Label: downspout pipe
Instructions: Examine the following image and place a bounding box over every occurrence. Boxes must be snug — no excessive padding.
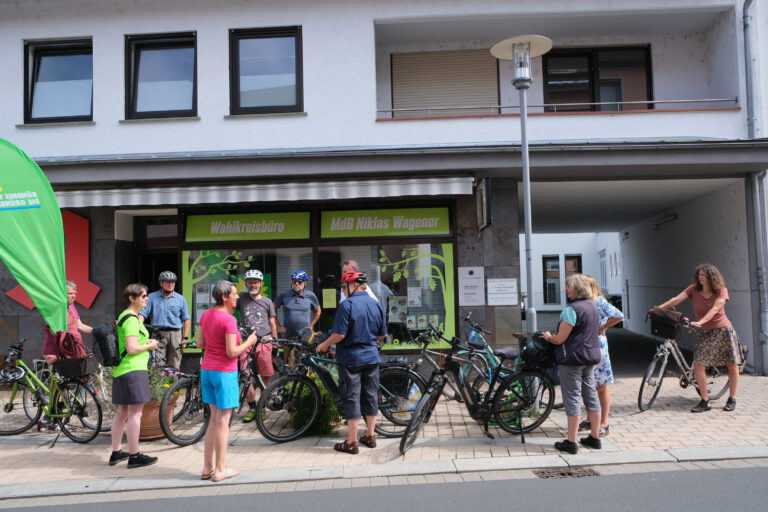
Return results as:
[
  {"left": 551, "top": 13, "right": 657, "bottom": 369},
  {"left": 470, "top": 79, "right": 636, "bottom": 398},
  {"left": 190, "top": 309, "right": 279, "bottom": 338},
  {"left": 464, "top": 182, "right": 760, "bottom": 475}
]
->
[{"left": 743, "top": 0, "right": 768, "bottom": 375}]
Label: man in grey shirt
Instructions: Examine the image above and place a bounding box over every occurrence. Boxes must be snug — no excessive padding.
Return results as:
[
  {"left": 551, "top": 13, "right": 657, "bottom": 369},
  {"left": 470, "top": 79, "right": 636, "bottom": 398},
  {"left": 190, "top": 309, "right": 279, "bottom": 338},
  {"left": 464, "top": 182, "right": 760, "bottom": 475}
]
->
[{"left": 274, "top": 270, "right": 321, "bottom": 338}]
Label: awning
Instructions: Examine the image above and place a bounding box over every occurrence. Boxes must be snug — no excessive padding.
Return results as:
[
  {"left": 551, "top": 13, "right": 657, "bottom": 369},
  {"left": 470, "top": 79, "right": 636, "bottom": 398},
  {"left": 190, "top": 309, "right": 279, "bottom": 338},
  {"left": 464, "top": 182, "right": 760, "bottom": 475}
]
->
[{"left": 55, "top": 177, "right": 474, "bottom": 208}]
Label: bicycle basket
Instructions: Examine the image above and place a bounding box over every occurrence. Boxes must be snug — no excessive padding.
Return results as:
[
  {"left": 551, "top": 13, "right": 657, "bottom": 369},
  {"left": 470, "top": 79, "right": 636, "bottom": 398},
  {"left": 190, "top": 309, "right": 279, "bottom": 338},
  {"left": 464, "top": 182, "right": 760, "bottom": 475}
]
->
[
  {"left": 647, "top": 307, "right": 683, "bottom": 339},
  {"left": 521, "top": 333, "right": 556, "bottom": 369},
  {"left": 53, "top": 354, "right": 98, "bottom": 377}
]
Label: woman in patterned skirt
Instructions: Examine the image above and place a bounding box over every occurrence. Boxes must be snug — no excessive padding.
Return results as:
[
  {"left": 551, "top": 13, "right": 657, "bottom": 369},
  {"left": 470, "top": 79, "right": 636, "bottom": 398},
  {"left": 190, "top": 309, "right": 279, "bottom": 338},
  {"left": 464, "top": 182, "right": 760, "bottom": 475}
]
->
[
  {"left": 655, "top": 263, "right": 741, "bottom": 413},
  {"left": 579, "top": 276, "right": 623, "bottom": 437}
]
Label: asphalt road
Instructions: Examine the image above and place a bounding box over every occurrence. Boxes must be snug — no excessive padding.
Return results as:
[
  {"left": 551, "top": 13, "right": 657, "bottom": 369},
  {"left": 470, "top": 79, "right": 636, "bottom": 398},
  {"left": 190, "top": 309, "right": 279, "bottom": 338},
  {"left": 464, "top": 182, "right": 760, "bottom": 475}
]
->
[{"left": 10, "top": 466, "right": 768, "bottom": 512}]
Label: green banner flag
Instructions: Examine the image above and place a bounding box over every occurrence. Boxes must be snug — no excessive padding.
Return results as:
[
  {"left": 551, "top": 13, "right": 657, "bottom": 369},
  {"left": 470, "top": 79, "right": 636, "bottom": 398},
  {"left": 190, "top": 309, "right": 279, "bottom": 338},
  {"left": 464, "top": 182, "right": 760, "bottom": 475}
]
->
[{"left": 0, "top": 139, "right": 67, "bottom": 332}]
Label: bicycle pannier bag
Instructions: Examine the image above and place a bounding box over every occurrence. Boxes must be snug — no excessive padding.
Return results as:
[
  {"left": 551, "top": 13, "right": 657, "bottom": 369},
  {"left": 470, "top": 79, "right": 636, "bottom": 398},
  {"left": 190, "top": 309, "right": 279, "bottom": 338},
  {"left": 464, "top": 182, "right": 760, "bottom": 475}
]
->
[
  {"left": 521, "top": 332, "right": 556, "bottom": 369},
  {"left": 647, "top": 307, "right": 683, "bottom": 339},
  {"left": 93, "top": 314, "right": 138, "bottom": 367},
  {"left": 53, "top": 353, "right": 98, "bottom": 377}
]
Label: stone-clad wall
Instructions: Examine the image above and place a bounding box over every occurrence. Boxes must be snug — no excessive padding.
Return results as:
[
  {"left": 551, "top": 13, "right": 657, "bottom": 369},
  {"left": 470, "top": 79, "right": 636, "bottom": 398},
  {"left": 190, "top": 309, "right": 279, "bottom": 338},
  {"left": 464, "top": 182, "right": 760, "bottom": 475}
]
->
[
  {"left": 0, "top": 207, "right": 118, "bottom": 359},
  {"left": 456, "top": 178, "right": 521, "bottom": 346}
]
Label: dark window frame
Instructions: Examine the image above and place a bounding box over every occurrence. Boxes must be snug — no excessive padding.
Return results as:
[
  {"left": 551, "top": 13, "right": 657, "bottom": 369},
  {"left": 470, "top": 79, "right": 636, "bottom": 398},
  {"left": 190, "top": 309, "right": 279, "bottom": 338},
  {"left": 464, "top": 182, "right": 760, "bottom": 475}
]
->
[
  {"left": 542, "top": 46, "right": 653, "bottom": 112},
  {"left": 125, "top": 32, "right": 197, "bottom": 119},
  {"left": 228, "top": 26, "right": 303, "bottom": 115},
  {"left": 24, "top": 39, "right": 93, "bottom": 124}
]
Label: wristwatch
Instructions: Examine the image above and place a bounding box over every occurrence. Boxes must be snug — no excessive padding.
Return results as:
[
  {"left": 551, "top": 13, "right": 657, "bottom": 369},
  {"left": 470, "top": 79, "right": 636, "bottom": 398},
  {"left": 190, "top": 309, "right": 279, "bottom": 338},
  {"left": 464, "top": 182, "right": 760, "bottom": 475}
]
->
[{"left": 182, "top": 336, "right": 189, "bottom": 340}]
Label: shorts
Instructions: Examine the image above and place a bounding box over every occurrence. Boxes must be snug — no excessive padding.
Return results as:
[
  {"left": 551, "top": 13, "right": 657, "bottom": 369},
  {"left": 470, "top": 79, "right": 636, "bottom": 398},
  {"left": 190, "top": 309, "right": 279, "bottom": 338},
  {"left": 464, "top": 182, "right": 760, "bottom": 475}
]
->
[
  {"left": 201, "top": 369, "right": 239, "bottom": 409},
  {"left": 559, "top": 364, "right": 600, "bottom": 417},
  {"left": 112, "top": 370, "right": 150, "bottom": 405},
  {"left": 338, "top": 364, "right": 379, "bottom": 420},
  {"left": 255, "top": 342, "right": 274, "bottom": 377}
]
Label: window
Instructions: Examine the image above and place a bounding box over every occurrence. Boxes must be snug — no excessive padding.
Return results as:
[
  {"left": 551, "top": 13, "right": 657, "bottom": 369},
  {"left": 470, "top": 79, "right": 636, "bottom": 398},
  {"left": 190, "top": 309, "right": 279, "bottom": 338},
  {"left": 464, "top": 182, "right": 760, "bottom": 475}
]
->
[
  {"left": 542, "top": 256, "right": 560, "bottom": 305},
  {"left": 229, "top": 26, "right": 303, "bottom": 115},
  {"left": 391, "top": 50, "right": 499, "bottom": 118},
  {"left": 25, "top": 39, "right": 92, "bottom": 123},
  {"left": 125, "top": 32, "right": 196, "bottom": 119},
  {"left": 543, "top": 47, "right": 651, "bottom": 112}
]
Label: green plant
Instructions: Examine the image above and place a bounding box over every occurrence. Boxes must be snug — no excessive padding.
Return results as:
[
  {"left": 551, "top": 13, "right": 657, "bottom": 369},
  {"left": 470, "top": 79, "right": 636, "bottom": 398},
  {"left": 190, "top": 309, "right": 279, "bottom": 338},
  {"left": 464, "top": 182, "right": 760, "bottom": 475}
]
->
[
  {"left": 292, "top": 378, "right": 341, "bottom": 435},
  {"left": 147, "top": 364, "right": 176, "bottom": 402}
]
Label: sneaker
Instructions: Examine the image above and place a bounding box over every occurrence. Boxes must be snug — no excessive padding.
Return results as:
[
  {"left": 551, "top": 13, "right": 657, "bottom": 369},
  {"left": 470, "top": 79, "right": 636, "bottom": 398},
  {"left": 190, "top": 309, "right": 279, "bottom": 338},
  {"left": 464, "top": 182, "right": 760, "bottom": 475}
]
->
[
  {"left": 127, "top": 453, "right": 158, "bottom": 469},
  {"left": 723, "top": 397, "right": 736, "bottom": 412},
  {"left": 598, "top": 425, "right": 610, "bottom": 437},
  {"left": 691, "top": 399, "right": 711, "bottom": 413},
  {"left": 580, "top": 434, "right": 602, "bottom": 450},
  {"left": 108, "top": 450, "right": 130, "bottom": 466},
  {"left": 243, "top": 409, "right": 257, "bottom": 423},
  {"left": 554, "top": 439, "right": 578, "bottom": 454},
  {"left": 578, "top": 420, "right": 591, "bottom": 432}
]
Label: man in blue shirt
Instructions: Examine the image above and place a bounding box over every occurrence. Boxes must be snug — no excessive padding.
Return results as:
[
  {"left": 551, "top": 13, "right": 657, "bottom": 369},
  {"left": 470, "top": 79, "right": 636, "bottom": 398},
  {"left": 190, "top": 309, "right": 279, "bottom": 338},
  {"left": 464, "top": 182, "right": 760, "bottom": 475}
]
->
[
  {"left": 274, "top": 270, "right": 321, "bottom": 338},
  {"left": 139, "top": 271, "right": 191, "bottom": 370},
  {"left": 317, "top": 270, "right": 386, "bottom": 454}
]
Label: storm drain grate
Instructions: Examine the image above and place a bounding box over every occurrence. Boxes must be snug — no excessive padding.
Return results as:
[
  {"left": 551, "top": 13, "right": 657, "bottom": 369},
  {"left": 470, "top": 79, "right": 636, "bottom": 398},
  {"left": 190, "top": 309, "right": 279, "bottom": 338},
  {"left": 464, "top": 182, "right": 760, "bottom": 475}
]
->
[{"left": 533, "top": 467, "right": 600, "bottom": 479}]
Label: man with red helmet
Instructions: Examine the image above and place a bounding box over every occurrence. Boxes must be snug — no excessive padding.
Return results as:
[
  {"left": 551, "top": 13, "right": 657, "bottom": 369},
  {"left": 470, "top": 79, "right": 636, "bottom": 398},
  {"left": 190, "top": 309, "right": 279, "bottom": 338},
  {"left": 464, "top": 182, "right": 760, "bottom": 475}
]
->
[{"left": 316, "top": 270, "right": 387, "bottom": 454}]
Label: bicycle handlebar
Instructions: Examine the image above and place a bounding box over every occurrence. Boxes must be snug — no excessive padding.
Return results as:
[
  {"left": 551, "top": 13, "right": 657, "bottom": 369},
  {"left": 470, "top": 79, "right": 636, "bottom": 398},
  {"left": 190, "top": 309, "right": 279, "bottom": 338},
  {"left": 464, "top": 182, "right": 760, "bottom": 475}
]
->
[{"left": 463, "top": 312, "right": 492, "bottom": 335}]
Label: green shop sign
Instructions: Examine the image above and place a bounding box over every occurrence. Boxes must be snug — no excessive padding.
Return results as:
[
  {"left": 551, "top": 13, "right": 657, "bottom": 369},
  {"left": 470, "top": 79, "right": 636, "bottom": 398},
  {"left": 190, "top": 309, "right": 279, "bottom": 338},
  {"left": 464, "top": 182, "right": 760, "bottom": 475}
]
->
[
  {"left": 321, "top": 207, "right": 450, "bottom": 238},
  {"left": 186, "top": 212, "right": 310, "bottom": 242}
]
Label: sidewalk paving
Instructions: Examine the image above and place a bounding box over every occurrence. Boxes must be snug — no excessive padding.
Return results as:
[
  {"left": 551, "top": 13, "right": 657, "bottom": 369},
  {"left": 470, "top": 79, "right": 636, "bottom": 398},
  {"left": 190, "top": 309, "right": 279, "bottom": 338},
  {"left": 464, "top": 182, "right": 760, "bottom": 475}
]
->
[{"left": 1, "top": 375, "right": 766, "bottom": 500}]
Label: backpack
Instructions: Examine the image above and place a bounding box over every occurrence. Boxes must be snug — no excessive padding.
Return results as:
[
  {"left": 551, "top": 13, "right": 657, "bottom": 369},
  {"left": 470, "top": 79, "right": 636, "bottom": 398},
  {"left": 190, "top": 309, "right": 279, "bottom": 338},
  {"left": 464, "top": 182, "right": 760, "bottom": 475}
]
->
[
  {"left": 54, "top": 331, "right": 87, "bottom": 360},
  {"left": 93, "top": 313, "right": 138, "bottom": 367}
]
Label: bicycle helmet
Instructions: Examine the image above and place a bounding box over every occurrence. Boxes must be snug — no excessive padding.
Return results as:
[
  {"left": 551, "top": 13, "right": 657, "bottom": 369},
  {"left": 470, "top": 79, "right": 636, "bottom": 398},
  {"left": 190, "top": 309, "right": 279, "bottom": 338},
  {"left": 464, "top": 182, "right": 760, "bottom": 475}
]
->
[
  {"left": 158, "top": 271, "right": 177, "bottom": 282},
  {"left": 244, "top": 269, "right": 264, "bottom": 281},
  {"left": 290, "top": 270, "right": 309, "bottom": 281},
  {"left": 341, "top": 270, "right": 367, "bottom": 283}
]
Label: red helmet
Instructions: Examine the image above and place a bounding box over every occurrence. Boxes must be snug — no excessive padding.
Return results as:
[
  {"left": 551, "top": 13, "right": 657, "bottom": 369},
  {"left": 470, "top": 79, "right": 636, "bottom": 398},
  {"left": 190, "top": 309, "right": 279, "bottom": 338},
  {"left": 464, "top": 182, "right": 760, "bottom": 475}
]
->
[{"left": 341, "top": 270, "right": 367, "bottom": 283}]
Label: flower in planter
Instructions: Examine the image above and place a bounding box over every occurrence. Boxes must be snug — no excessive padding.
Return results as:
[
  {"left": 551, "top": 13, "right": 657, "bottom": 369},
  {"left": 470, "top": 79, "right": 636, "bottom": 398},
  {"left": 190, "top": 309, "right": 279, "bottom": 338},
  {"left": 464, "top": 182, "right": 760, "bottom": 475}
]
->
[{"left": 147, "top": 364, "right": 179, "bottom": 402}]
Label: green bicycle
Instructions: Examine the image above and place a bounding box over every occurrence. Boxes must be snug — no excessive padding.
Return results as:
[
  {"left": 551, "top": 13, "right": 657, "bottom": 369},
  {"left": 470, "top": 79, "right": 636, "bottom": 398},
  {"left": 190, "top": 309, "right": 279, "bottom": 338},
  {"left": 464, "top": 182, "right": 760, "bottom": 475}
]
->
[{"left": 0, "top": 338, "right": 103, "bottom": 443}]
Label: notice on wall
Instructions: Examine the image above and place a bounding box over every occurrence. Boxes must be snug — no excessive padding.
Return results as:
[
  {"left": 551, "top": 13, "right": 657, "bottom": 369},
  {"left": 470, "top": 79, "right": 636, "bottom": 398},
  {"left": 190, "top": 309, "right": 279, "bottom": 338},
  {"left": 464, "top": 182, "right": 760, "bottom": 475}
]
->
[
  {"left": 322, "top": 289, "right": 337, "bottom": 309},
  {"left": 487, "top": 278, "right": 518, "bottom": 306},
  {"left": 458, "top": 266, "right": 485, "bottom": 306},
  {"left": 407, "top": 287, "right": 422, "bottom": 307}
]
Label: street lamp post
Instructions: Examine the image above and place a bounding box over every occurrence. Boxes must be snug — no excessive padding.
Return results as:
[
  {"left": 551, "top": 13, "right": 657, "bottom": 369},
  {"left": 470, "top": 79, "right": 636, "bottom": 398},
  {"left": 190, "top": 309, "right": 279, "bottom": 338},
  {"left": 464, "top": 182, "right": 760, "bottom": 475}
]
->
[{"left": 490, "top": 35, "right": 552, "bottom": 334}]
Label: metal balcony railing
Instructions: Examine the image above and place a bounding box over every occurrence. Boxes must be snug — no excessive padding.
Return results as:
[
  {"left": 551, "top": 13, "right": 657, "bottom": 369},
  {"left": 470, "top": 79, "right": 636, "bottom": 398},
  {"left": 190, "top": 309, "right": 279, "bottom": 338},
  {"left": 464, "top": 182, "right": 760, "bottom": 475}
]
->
[{"left": 377, "top": 97, "right": 739, "bottom": 117}]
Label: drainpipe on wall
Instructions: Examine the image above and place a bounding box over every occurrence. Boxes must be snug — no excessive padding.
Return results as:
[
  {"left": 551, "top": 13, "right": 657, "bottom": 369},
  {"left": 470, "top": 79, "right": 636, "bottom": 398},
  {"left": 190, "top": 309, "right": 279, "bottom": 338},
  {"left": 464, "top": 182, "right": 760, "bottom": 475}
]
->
[{"left": 743, "top": 0, "right": 768, "bottom": 375}]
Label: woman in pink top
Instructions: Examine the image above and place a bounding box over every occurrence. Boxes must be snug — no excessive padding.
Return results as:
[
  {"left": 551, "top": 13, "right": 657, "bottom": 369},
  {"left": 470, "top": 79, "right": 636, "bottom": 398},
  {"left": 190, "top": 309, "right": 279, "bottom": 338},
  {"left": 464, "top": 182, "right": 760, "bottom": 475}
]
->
[
  {"left": 656, "top": 263, "right": 741, "bottom": 413},
  {"left": 197, "top": 280, "right": 257, "bottom": 483}
]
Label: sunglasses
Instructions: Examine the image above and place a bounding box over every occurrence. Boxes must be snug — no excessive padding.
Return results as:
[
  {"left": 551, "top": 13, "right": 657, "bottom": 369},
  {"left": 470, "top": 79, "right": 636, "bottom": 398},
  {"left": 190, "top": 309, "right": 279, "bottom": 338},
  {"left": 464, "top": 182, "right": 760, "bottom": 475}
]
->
[
  {"left": 292, "top": 280, "right": 305, "bottom": 284},
  {"left": 139, "top": 294, "right": 148, "bottom": 298}
]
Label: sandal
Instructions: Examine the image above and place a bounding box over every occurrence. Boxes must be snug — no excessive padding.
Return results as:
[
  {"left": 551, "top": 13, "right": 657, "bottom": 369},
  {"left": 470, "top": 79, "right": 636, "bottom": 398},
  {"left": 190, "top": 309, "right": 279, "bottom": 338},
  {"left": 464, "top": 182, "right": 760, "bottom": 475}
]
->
[
  {"left": 334, "top": 440, "right": 359, "bottom": 454},
  {"left": 211, "top": 468, "right": 240, "bottom": 482},
  {"left": 200, "top": 470, "right": 215, "bottom": 480},
  {"left": 359, "top": 434, "right": 377, "bottom": 448}
]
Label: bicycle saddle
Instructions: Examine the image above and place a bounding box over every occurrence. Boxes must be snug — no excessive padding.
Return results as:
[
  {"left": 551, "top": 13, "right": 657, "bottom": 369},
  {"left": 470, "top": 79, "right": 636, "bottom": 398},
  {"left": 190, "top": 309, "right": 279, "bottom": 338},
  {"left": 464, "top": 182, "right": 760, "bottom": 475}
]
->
[{"left": 492, "top": 346, "right": 519, "bottom": 361}]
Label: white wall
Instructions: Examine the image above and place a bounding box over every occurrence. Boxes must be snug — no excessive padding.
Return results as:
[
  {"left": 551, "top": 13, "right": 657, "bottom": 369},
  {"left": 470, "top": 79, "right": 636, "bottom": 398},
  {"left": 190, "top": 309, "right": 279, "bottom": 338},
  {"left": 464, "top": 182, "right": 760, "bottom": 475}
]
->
[
  {"left": 519, "top": 232, "right": 622, "bottom": 311},
  {"left": 0, "top": 0, "right": 749, "bottom": 160},
  {"left": 621, "top": 180, "right": 754, "bottom": 366}
]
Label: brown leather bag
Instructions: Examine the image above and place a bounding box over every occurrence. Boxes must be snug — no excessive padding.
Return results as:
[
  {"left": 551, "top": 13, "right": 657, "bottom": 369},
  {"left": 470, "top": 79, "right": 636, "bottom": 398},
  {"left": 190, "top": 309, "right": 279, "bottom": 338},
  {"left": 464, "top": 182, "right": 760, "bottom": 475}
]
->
[{"left": 646, "top": 307, "right": 683, "bottom": 339}]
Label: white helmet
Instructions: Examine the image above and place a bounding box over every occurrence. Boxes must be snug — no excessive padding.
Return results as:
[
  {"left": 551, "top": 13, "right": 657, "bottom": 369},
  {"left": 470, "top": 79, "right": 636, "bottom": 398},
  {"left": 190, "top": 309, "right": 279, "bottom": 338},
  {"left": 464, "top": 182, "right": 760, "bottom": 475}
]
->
[{"left": 244, "top": 269, "right": 264, "bottom": 281}]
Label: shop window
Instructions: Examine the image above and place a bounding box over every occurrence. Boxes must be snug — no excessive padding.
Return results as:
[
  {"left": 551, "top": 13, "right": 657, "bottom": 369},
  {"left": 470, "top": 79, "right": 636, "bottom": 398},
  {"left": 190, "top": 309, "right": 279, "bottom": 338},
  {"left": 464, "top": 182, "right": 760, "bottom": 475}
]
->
[
  {"left": 565, "top": 255, "right": 582, "bottom": 276},
  {"left": 542, "top": 256, "right": 560, "bottom": 305},
  {"left": 125, "top": 32, "right": 197, "bottom": 119},
  {"left": 25, "top": 39, "right": 92, "bottom": 123},
  {"left": 317, "top": 243, "right": 455, "bottom": 347},
  {"left": 543, "top": 47, "right": 651, "bottom": 112},
  {"left": 229, "top": 26, "right": 303, "bottom": 115}
]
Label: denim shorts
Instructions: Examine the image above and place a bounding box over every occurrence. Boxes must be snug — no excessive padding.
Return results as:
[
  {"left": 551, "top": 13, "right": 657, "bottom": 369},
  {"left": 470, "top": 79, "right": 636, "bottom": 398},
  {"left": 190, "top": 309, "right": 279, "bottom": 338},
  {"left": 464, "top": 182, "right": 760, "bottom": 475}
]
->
[{"left": 201, "top": 369, "right": 238, "bottom": 410}]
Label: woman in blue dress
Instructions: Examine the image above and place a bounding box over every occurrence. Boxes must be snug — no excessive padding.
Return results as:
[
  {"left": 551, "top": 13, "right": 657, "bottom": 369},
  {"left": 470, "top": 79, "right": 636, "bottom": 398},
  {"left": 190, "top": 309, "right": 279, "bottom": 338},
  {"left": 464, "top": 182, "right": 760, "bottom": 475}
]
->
[{"left": 579, "top": 276, "right": 624, "bottom": 437}]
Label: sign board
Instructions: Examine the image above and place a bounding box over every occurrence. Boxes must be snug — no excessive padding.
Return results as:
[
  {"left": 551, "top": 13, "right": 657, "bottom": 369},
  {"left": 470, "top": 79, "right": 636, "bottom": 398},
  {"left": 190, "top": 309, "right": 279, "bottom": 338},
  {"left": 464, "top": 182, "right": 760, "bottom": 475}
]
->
[
  {"left": 186, "top": 212, "right": 310, "bottom": 242},
  {"left": 487, "top": 278, "right": 518, "bottom": 306},
  {"left": 458, "top": 266, "right": 485, "bottom": 306},
  {"left": 321, "top": 207, "right": 450, "bottom": 238}
]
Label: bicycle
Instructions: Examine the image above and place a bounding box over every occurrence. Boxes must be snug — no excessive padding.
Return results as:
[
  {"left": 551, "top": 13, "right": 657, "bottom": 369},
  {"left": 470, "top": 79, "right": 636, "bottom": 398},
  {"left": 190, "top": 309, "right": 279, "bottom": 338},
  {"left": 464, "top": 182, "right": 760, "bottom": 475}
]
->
[
  {"left": 0, "top": 339, "right": 102, "bottom": 443},
  {"left": 254, "top": 336, "right": 427, "bottom": 443},
  {"left": 158, "top": 365, "right": 210, "bottom": 446},
  {"left": 399, "top": 325, "right": 555, "bottom": 455},
  {"left": 234, "top": 328, "right": 289, "bottom": 419},
  {"left": 637, "top": 319, "right": 747, "bottom": 411}
]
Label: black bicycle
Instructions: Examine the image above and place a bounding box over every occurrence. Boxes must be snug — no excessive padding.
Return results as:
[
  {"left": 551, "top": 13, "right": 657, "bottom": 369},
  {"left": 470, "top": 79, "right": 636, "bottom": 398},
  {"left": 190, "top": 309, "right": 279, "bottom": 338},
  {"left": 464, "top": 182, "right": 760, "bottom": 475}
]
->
[
  {"left": 400, "top": 325, "right": 555, "bottom": 454},
  {"left": 255, "top": 338, "right": 427, "bottom": 443}
]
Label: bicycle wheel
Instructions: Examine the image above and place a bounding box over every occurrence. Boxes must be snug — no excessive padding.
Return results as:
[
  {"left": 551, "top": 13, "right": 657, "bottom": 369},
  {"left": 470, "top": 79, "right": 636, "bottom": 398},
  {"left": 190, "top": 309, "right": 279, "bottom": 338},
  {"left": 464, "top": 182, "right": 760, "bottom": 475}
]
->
[
  {"left": 399, "top": 383, "right": 441, "bottom": 455},
  {"left": 696, "top": 365, "right": 730, "bottom": 401},
  {"left": 638, "top": 354, "right": 668, "bottom": 411},
  {"left": 375, "top": 366, "right": 427, "bottom": 438},
  {"left": 54, "top": 381, "right": 102, "bottom": 443},
  {"left": 160, "top": 376, "right": 210, "bottom": 446},
  {"left": 492, "top": 370, "right": 555, "bottom": 434},
  {"left": 92, "top": 367, "right": 115, "bottom": 432},
  {"left": 235, "top": 372, "right": 250, "bottom": 416},
  {"left": 0, "top": 381, "right": 41, "bottom": 435},
  {"left": 255, "top": 375, "right": 320, "bottom": 443}
]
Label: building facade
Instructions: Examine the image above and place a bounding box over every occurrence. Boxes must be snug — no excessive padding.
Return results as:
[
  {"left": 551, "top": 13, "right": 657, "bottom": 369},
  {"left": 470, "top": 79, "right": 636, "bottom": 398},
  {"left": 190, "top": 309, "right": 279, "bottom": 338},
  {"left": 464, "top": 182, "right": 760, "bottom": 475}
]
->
[{"left": 1, "top": 0, "right": 767, "bottom": 372}]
